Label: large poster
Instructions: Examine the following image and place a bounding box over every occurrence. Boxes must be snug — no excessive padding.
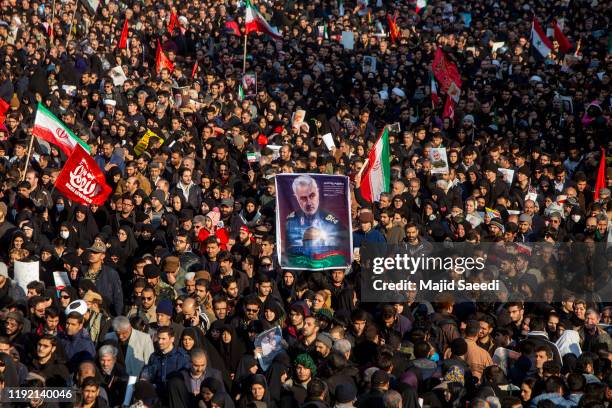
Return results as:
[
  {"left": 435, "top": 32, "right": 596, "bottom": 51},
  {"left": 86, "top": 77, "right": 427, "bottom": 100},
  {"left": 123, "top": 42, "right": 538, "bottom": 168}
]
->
[{"left": 275, "top": 174, "right": 352, "bottom": 270}]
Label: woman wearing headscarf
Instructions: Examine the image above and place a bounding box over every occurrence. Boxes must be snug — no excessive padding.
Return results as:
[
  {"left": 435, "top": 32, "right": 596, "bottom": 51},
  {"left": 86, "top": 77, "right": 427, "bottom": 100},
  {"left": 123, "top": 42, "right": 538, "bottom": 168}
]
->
[
  {"left": 180, "top": 327, "right": 206, "bottom": 352},
  {"left": 396, "top": 371, "right": 420, "bottom": 408},
  {"left": 238, "top": 198, "right": 262, "bottom": 229},
  {"left": 69, "top": 205, "right": 100, "bottom": 246},
  {"left": 159, "top": 212, "right": 179, "bottom": 247},
  {"left": 264, "top": 299, "right": 286, "bottom": 328},
  {"left": 199, "top": 377, "right": 235, "bottom": 408},
  {"left": 233, "top": 354, "right": 260, "bottom": 397},
  {"left": 89, "top": 203, "right": 111, "bottom": 231},
  {"left": 106, "top": 166, "right": 123, "bottom": 193},
  {"left": 58, "top": 221, "right": 79, "bottom": 248},
  {"left": 206, "top": 321, "right": 243, "bottom": 377},
  {"left": 238, "top": 374, "right": 277, "bottom": 408},
  {"left": 110, "top": 225, "right": 138, "bottom": 261}
]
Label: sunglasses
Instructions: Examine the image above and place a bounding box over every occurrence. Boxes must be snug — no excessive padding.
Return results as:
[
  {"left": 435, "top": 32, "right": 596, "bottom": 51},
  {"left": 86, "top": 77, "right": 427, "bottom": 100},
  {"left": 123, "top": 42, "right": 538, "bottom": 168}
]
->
[
  {"left": 61, "top": 295, "right": 71, "bottom": 299},
  {"left": 143, "top": 297, "right": 154, "bottom": 301},
  {"left": 246, "top": 308, "right": 259, "bottom": 313}
]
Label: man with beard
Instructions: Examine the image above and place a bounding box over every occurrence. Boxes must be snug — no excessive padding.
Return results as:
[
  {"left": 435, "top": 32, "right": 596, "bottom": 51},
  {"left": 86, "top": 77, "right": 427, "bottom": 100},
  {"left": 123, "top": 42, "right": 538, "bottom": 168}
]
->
[
  {"left": 173, "top": 230, "right": 201, "bottom": 272},
  {"left": 28, "top": 334, "right": 70, "bottom": 387},
  {"left": 230, "top": 225, "right": 260, "bottom": 263},
  {"left": 2, "top": 310, "right": 31, "bottom": 363},
  {"left": 98, "top": 344, "right": 128, "bottom": 407}
]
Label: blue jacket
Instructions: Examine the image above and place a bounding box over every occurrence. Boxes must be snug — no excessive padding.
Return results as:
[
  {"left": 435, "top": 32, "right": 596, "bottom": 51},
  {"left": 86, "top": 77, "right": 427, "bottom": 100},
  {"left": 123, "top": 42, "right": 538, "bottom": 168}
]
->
[
  {"left": 353, "top": 228, "right": 386, "bottom": 249},
  {"left": 530, "top": 393, "right": 577, "bottom": 408},
  {"left": 141, "top": 347, "right": 190, "bottom": 391},
  {"left": 58, "top": 329, "right": 96, "bottom": 371}
]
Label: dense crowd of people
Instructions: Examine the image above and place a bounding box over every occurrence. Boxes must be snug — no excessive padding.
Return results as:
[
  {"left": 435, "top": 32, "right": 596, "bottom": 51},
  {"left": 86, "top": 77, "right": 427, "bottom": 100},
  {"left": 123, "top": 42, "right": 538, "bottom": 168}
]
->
[{"left": 0, "top": 0, "right": 610, "bottom": 406}]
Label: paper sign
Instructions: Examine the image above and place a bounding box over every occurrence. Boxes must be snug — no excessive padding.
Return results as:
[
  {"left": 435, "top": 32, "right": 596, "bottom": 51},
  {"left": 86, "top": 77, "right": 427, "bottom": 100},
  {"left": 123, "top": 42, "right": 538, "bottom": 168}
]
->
[
  {"left": 242, "top": 73, "right": 257, "bottom": 98},
  {"left": 341, "top": 31, "right": 354, "bottom": 50},
  {"left": 322, "top": 133, "right": 336, "bottom": 150},
  {"left": 291, "top": 110, "right": 306, "bottom": 126},
  {"left": 14, "top": 261, "right": 40, "bottom": 294},
  {"left": 491, "top": 42, "right": 505, "bottom": 53},
  {"left": 466, "top": 213, "right": 482, "bottom": 228},
  {"left": 429, "top": 148, "right": 449, "bottom": 174},
  {"left": 53, "top": 271, "right": 70, "bottom": 290},
  {"left": 109, "top": 66, "right": 128, "bottom": 86},
  {"left": 267, "top": 145, "right": 282, "bottom": 160},
  {"left": 123, "top": 376, "right": 138, "bottom": 406},
  {"left": 498, "top": 168, "right": 514, "bottom": 186},
  {"left": 362, "top": 56, "right": 377, "bottom": 73},
  {"left": 254, "top": 327, "right": 284, "bottom": 371}
]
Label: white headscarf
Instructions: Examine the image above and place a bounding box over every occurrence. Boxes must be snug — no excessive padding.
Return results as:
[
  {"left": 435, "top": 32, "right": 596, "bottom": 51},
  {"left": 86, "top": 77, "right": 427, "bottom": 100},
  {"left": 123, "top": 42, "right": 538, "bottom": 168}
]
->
[{"left": 556, "top": 329, "right": 582, "bottom": 358}]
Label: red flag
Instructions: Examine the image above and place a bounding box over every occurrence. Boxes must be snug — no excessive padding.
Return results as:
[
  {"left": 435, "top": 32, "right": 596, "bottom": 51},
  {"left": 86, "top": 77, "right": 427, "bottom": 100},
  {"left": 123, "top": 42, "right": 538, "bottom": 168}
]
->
[
  {"left": 155, "top": 40, "right": 175, "bottom": 74},
  {"left": 443, "top": 95, "right": 455, "bottom": 120},
  {"left": 118, "top": 19, "right": 129, "bottom": 49},
  {"left": 191, "top": 61, "right": 199, "bottom": 79},
  {"left": 432, "top": 48, "right": 462, "bottom": 96},
  {"left": 54, "top": 145, "right": 112, "bottom": 206},
  {"left": 386, "top": 13, "right": 399, "bottom": 44},
  {"left": 0, "top": 98, "right": 8, "bottom": 124},
  {"left": 168, "top": 10, "right": 177, "bottom": 33},
  {"left": 553, "top": 20, "right": 572, "bottom": 54},
  {"left": 594, "top": 148, "right": 607, "bottom": 201},
  {"left": 225, "top": 20, "right": 241, "bottom": 36}
]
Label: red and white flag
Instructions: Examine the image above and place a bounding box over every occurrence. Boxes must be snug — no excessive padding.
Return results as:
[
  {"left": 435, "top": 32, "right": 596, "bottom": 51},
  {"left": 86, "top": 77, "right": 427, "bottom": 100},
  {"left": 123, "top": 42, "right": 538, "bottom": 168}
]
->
[
  {"left": 54, "top": 145, "right": 112, "bottom": 206},
  {"left": 432, "top": 48, "right": 462, "bottom": 97},
  {"left": 245, "top": 0, "right": 282, "bottom": 39},
  {"left": 443, "top": 95, "right": 455, "bottom": 120},
  {"left": 155, "top": 39, "right": 175, "bottom": 74},
  {"left": 531, "top": 17, "right": 553, "bottom": 57},
  {"left": 553, "top": 20, "right": 572, "bottom": 54}
]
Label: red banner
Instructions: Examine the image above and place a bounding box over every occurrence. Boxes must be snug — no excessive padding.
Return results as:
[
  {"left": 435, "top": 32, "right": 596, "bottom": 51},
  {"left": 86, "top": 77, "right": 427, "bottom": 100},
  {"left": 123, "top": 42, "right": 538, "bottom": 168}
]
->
[
  {"left": 432, "top": 48, "right": 462, "bottom": 96},
  {"left": 55, "top": 145, "right": 112, "bottom": 206},
  {"left": 156, "top": 39, "right": 175, "bottom": 74}
]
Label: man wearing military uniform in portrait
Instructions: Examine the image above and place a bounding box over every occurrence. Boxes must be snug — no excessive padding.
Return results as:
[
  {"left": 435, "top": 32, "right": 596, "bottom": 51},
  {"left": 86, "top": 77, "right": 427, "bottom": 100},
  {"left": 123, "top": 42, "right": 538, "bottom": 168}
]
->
[{"left": 285, "top": 175, "right": 346, "bottom": 261}]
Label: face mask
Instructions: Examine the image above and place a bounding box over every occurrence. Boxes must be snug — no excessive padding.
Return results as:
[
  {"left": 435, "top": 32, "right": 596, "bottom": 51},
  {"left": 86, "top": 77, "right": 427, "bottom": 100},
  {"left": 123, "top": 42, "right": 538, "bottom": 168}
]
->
[
  {"left": 60, "top": 231, "right": 69, "bottom": 239},
  {"left": 571, "top": 215, "right": 581, "bottom": 223},
  {"left": 56, "top": 204, "right": 64, "bottom": 212}
]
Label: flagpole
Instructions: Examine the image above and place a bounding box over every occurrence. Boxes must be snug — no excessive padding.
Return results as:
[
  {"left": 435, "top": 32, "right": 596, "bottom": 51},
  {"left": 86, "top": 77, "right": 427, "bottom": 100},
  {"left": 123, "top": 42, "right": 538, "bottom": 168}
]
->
[
  {"left": 242, "top": 33, "right": 248, "bottom": 74},
  {"left": 21, "top": 136, "right": 35, "bottom": 181},
  {"left": 65, "top": 0, "right": 79, "bottom": 48},
  {"left": 50, "top": 0, "right": 56, "bottom": 44}
]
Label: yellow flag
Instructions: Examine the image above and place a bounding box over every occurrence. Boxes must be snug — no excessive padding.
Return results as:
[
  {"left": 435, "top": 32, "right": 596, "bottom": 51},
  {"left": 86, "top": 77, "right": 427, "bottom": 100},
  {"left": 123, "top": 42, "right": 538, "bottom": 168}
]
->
[{"left": 134, "top": 129, "right": 164, "bottom": 156}]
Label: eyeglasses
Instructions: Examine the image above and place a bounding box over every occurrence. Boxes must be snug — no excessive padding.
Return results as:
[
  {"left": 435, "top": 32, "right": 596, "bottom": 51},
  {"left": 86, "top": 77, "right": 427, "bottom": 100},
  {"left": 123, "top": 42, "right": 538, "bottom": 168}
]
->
[
  {"left": 246, "top": 308, "right": 259, "bottom": 313},
  {"left": 61, "top": 295, "right": 71, "bottom": 299},
  {"left": 143, "top": 297, "right": 154, "bottom": 301}
]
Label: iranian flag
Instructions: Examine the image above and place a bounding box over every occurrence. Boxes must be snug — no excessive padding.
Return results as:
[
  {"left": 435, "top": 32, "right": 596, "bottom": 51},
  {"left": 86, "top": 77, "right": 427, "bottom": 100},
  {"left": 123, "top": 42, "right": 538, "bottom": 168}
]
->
[
  {"left": 531, "top": 17, "right": 553, "bottom": 57},
  {"left": 32, "top": 103, "right": 91, "bottom": 157},
  {"left": 416, "top": 0, "right": 428, "bottom": 13},
  {"left": 245, "top": 0, "right": 282, "bottom": 39},
  {"left": 359, "top": 128, "right": 391, "bottom": 203}
]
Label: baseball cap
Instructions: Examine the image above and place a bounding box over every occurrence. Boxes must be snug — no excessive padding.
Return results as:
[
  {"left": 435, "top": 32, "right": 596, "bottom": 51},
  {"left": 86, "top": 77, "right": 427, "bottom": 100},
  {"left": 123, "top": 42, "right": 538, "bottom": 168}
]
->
[{"left": 87, "top": 241, "right": 107, "bottom": 254}]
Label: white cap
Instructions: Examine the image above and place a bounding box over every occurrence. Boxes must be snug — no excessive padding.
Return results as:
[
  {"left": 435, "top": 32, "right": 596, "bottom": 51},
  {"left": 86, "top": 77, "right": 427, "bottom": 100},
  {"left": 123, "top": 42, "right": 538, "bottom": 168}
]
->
[{"left": 65, "top": 299, "right": 88, "bottom": 316}]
